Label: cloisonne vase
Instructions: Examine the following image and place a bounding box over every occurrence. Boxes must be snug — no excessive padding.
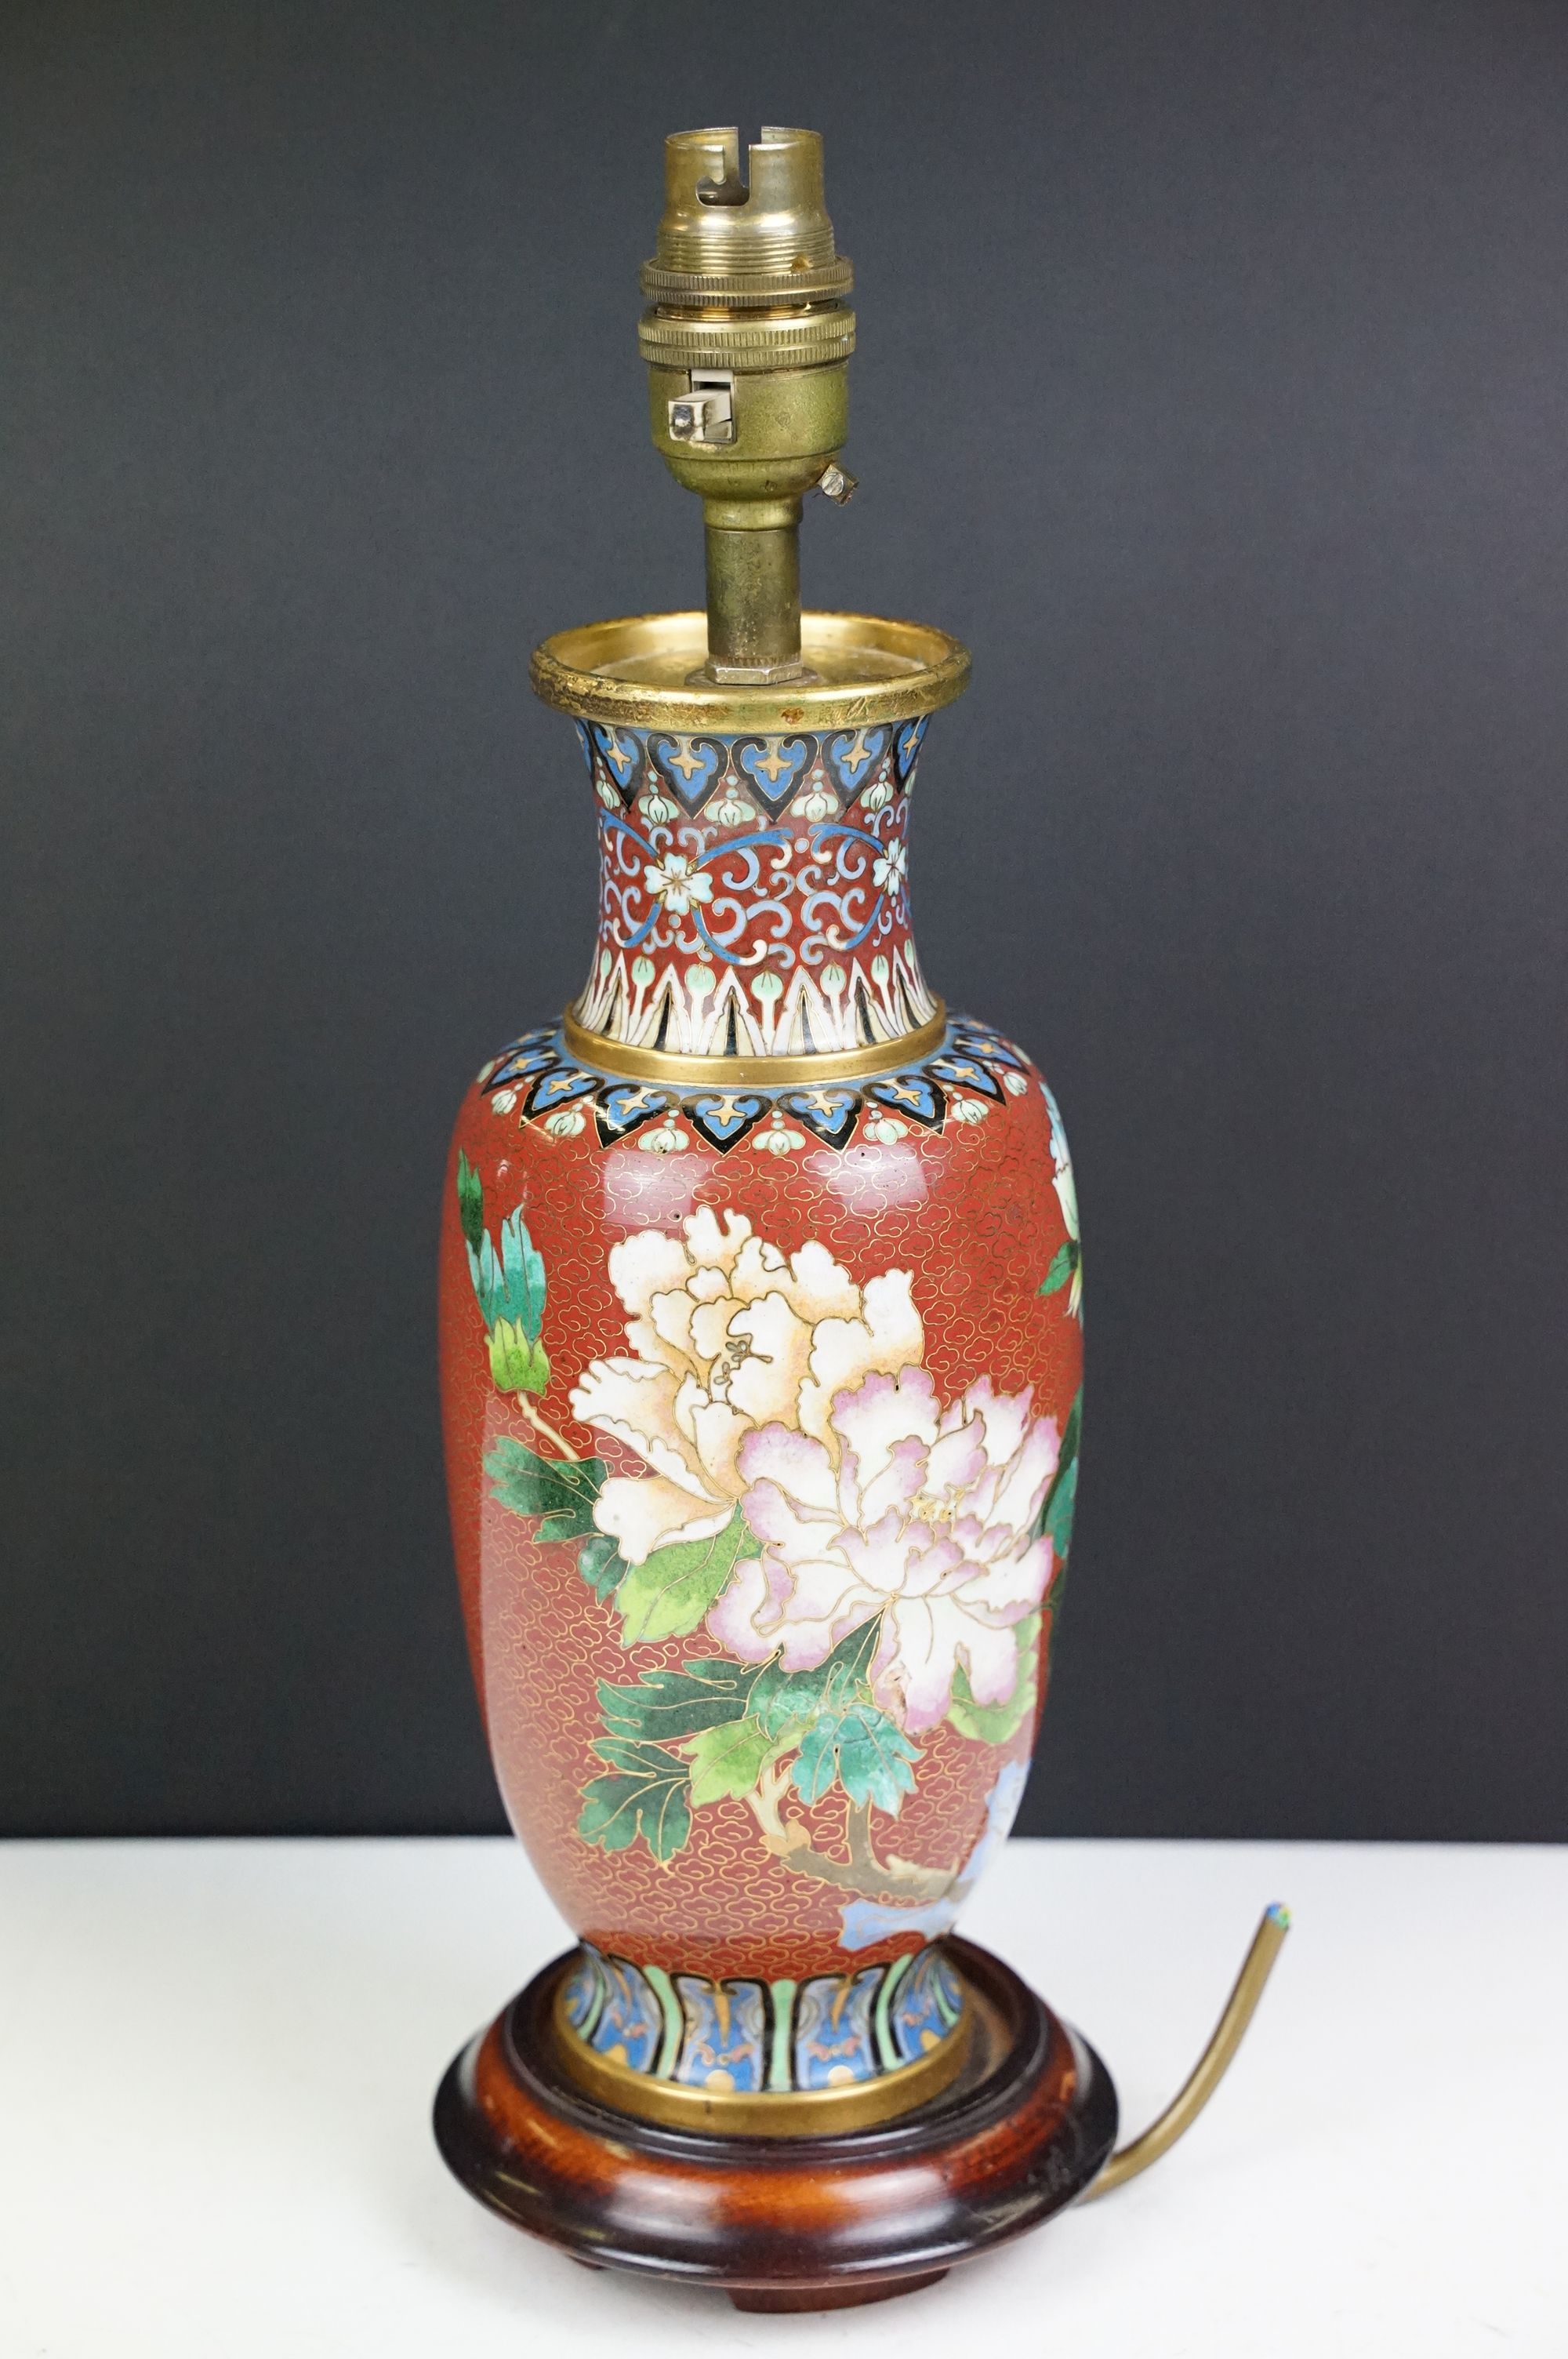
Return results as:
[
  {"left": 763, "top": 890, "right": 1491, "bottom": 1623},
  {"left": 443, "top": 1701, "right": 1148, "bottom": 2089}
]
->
[
  {"left": 434, "top": 131, "right": 1095, "bottom": 2288},
  {"left": 440, "top": 660, "right": 1082, "bottom": 2096}
]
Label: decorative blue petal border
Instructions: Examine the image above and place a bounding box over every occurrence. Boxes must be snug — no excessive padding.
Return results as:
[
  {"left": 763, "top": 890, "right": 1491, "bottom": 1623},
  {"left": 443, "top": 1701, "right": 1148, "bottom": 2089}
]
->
[
  {"left": 478, "top": 1015, "right": 1033, "bottom": 1154},
  {"left": 560, "top": 1941, "right": 965, "bottom": 2092}
]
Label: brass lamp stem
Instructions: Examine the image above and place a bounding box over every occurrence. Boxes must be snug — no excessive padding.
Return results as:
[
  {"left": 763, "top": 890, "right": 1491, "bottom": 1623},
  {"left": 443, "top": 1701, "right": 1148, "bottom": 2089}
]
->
[
  {"left": 703, "top": 501, "right": 802, "bottom": 676},
  {"left": 1081, "top": 1903, "right": 1291, "bottom": 2201}
]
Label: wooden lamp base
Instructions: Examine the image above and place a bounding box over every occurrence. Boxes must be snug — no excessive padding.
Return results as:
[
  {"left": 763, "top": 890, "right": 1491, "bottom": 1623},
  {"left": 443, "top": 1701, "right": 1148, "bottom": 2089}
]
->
[{"left": 433, "top": 1936, "right": 1119, "bottom": 2313}]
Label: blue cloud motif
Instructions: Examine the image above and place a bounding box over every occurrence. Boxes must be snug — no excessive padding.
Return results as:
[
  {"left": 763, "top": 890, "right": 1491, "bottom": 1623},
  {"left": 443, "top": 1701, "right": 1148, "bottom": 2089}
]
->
[
  {"left": 736, "top": 736, "right": 811, "bottom": 805},
  {"left": 590, "top": 723, "right": 641, "bottom": 789},
  {"left": 895, "top": 715, "right": 929, "bottom": 783},
  {"left": 960, "top": 1758, "right": 1029, "bottom": 1891},
  {"left": 835, "top": 1758, "right": 1029, "bottom": 1952},
  {"left": 837, "top": 1894, "right": 960, "bottom": 1954},
  {"left": 826, "top": 725, "right": 889, "bottom": 795},
  {"left": 650, "top": 733, "right": 724, "bottom": 805}
]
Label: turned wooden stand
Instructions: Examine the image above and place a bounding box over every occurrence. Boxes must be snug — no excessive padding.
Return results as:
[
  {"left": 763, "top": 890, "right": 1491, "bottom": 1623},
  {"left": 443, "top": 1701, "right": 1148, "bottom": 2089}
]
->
[{"left": 433, "top": 1936, "right": 1118, "bottom": 2313}]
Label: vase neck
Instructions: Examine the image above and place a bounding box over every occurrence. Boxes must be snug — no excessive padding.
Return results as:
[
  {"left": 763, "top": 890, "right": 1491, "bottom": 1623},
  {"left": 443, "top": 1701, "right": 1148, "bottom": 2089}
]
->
[{"left": 570, "top": 716, "right": 938, "bottom": 1062}]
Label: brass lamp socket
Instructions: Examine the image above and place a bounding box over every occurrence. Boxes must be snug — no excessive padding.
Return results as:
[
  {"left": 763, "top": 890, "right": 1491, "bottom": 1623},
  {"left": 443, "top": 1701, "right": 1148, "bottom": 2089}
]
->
[{"left": 639, "top": 127, "right": 855, "bottom": 684}]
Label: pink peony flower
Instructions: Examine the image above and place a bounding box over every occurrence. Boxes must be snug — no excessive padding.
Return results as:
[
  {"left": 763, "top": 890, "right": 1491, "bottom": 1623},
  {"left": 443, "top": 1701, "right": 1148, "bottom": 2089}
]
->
[{"left": 708, "top": 1368, "right": 1059, "bottom": 1733}]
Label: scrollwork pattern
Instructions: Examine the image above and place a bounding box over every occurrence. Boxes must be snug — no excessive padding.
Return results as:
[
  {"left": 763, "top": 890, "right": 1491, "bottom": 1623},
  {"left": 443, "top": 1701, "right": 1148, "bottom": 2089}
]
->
[{"left": 572, "top": 718, "right": 938, "bottom": 1056}]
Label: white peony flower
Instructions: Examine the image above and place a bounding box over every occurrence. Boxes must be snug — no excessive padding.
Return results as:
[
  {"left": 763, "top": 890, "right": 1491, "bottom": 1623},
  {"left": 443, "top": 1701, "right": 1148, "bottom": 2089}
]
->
[
  {"left": 864, "top": 1114, "right": 909, "bottom": 1143},
  {"left": 710, "top": 1369, "right": 1059, "bottom": 1734},
  {"left": 949, "top": 1096, "right": 988, "bottom": 1125},
  {"left": 490, "top": 1088, "right": 518, "bottom": 1114},
  {"left": 544, "top": 1106, "right": 587, "bottom": 1138},
  {"left": 637, "top": 1121, "right": 688, "bottom": 1156},
  {"left": 644, "top": 853, "right": 713, "bottom": 914},
  {"left": 569, "top": 1211, "right": 924, "bottom": 1566},
  {"left": 755, "top": 1118, "right": 806, "bottom": 1155}
]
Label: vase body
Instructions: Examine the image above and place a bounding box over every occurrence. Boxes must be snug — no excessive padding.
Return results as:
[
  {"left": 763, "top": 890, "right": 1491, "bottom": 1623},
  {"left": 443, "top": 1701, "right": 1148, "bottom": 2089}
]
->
[{"left": 439, "top": 681, "right": 1082, "bottom": 2103}]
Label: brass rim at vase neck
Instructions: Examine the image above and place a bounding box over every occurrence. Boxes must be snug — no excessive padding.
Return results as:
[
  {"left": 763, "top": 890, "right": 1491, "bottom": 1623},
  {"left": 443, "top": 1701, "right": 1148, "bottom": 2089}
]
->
[
  {"left": 532, "top": 610, "right": 970, "bottom": 735},
  {"left": 549, "top": 1972, "right": 971, "bottom": 2138},
  {"left": 562, "top": 1003, "right": 948, "bottom": 1089}
]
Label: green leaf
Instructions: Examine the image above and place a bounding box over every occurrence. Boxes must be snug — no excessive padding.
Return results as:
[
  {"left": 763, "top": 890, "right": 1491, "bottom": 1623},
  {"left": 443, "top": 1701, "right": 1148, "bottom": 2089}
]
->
[
  {"left": 791, "top": 1702, "right": 920, "bottom": 1817},
  {"left": 1058, "top": 1388, "right": 1082, "bottom": 1478},
  {"left": 578, "top": 1532, "right": 630, "bottom": 1601},
  {"left": 467, "top": 1208, "right": 546, "bottom": 1339},
  {"left": 487, "top": 1321, "right": 551, "bottom": 1396},
  {"left": 598, "top": 1656, "right": 764, "bottom": 1741},
  {"left": 614, "top": 1511, "right": 760, "bottom": 1647},
  {"left": 1039, "top": 1562, "right": 1069, "bottom": 1687},
  {"left": 948, "top": 1613, "right": 1040, "bottom": 1743},
  {"left": 1039, "top": 1240, "right": 1078, "bottom": 1296},
  {"left": 577, "top": 1739, "right": 691, "bottom": 1861},
  {"left": 1044, "top": 1456, "right": 1078, "bottom": 1561},
  {"left": 456, "top": 1150, "right": 485, "bottom": 1252},
  {"left": 485, "top": 1440, "right": 606, "bottom": 1541},
  {"left": 1044, "top": 1559, "right": 1069, "bottom": 1636},
  {"left": 749, "top": 1618, "right": 882, "bottom": 1741},
  {"left": 681, "top": 1717, "right": 779, "bottom": 1807},
  {"left": 1038, "top": 1388, "right": 1081, "bottom": 1561}
]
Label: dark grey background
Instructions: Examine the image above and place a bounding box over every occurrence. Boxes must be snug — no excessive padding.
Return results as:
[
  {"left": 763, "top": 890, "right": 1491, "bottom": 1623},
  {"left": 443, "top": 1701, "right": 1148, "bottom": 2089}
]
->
[{"left": 3, "top": 0, "right": 1563, "bottom": 1841}]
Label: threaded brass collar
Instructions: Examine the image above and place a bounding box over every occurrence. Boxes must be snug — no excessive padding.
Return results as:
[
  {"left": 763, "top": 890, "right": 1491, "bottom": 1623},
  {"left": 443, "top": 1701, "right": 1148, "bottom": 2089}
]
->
[
  {"left": 638, "top": 305, "right": 855, "bottom": 373},
  {"left": 640, "top": 254, "right": 854, "bottom": 309}
]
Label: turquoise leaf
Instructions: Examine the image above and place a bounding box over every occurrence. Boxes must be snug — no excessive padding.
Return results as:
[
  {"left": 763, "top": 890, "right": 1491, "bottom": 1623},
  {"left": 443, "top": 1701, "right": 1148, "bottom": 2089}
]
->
[
  {"left": 467, "top": 1207, "right": 547, "bottom": 1339},
  {"left": 792, "top": 1701, "right": 920, "bottom": 1817},
  {"left": 750, "top": 1619, "right": 880, "bottom": 1741}
]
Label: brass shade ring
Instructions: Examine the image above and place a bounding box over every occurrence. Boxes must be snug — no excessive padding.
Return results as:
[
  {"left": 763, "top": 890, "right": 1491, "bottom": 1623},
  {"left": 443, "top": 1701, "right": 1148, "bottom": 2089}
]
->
[
  {"left": 531, "top": 610, "right": 971, "bottom": 734},
  {"left": 549, "top": 1973, "right": 972, "bottom": 2139},
  {"left": 561, "top": 1004, "right": 948, "bottom": 1090}
]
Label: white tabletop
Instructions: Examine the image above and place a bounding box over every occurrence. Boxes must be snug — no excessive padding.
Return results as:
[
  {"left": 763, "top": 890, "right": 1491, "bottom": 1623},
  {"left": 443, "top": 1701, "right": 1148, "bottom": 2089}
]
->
[{"left": 2, "top": 1835, "right": 1563, "bottom": 2356}]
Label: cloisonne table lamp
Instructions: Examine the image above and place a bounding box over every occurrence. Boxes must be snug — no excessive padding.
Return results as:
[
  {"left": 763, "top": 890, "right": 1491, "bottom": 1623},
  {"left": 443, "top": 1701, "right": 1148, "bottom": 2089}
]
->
[{"left": 433, "top": 125, "right": 1288, "bottom": 2310}]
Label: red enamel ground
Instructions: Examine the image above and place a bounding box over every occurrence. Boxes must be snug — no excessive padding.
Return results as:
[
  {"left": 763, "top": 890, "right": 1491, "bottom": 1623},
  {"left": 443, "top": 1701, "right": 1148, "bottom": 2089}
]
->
[{"left": 440, "top": 1058, "right": 1080, "bottom": 1983}]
